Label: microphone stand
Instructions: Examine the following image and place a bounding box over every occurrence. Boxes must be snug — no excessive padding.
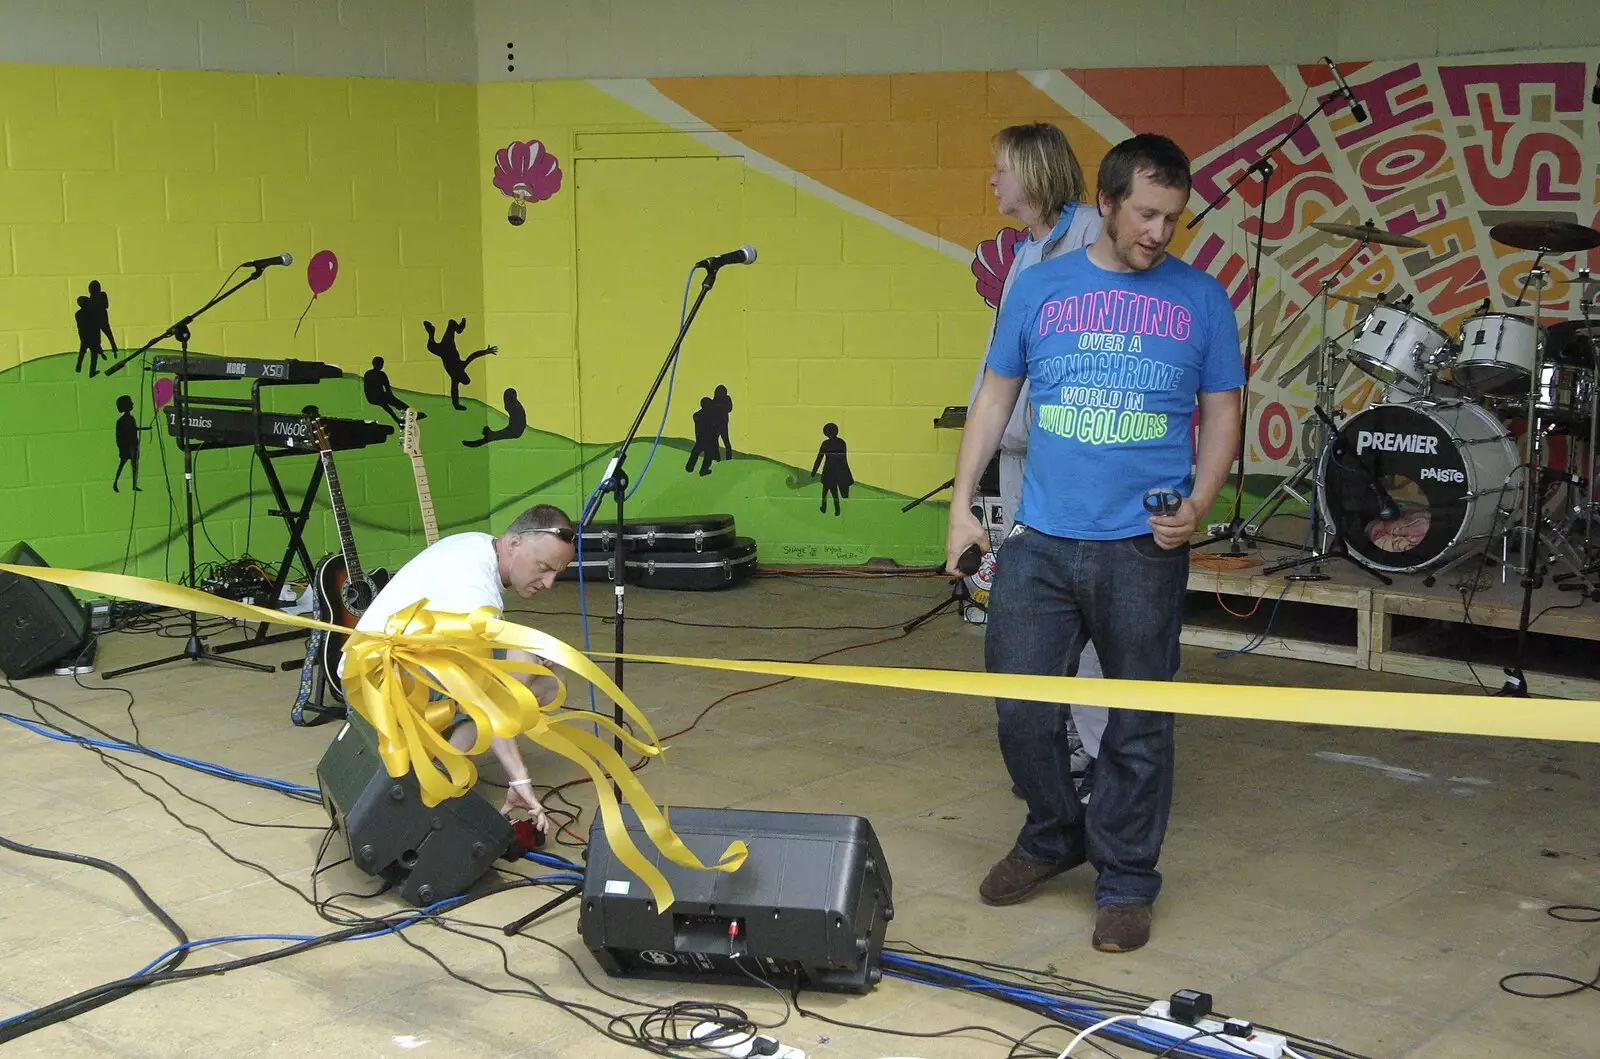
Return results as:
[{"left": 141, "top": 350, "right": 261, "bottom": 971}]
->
[
  {"left": 103, "top": 266, "right": 279, "bottom": 679},
  {"left": 1191, "top": 90, "right": 1345, "bottom": 558},
  {"left": 503, "top": 262, "right": 731, "bottom": 940}
]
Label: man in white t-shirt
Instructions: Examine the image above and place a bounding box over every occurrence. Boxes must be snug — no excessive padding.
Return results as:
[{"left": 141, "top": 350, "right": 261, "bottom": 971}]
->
[{"left": 351, "top": 503, "right": 577, "bottom": 832}]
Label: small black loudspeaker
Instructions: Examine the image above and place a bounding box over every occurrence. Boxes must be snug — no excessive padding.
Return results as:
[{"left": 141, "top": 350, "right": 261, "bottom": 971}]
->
[
  {"left": 0, "top": 542, "right": 91, "bottom": 679},
  {"left": 316, "top": 711, "right": 514, "bottom": 906},
  {"left": 578, "top": 806, "right": 893, "bottom": 994}
]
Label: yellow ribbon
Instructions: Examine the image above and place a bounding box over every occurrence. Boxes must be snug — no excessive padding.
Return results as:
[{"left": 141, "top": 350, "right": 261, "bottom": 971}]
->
[
  {"left": 5, "top": 562, "right": 1598, "bottom": 911},
  {"left": 0, "top": 564, "right": 746, "bottom": 912}
]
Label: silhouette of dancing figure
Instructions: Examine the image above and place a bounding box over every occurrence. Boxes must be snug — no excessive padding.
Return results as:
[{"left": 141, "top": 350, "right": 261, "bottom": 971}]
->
[
  {"left": 685, "top": 397, "right": 721, "bottom": 476},
  {"left": 811, "top": 422, "right": 853, "bottom": 516},
  {"left": 362, "top": 356, "right": 421, "bottom": 424},
  {"left": 113, "top": 394, "right": 146, "bottom": 492},
  {"left": 424, "top": 319, "right": 497, "bottom": 410},
  {"left": 463, "top": 388, "right": 526, "bottom": 448}
]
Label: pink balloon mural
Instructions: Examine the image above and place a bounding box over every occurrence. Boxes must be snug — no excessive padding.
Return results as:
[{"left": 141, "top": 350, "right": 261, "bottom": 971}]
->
[
  {"left": 493, "top": 139, "right": 563, "bottom": 226},
  {"left": 295, "top": 249, "right": 339, "bottom": 337},
  {"left": 152, "top": 377, "right": 174, "bottom": 409}
]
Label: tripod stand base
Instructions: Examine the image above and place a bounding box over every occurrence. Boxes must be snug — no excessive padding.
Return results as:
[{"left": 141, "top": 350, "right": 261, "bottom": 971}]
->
[
  {"left": 101, "top": 632, "right": 276, "bottom": 680},
  {"left": 503, "top": 883, "right": 582, "bottom": 936}
]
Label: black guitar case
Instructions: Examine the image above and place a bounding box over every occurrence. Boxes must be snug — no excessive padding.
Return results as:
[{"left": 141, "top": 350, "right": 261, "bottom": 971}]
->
[
  {"left": 577, "top": 513, "right": 737, "bottom": 554},
  {"left": 562, "top": 535, "right": 757, "bottom": 591}
]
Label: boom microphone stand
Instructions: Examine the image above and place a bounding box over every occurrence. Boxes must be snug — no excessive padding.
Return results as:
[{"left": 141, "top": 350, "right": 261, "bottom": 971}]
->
[
  {"left": 102, "top": 267, "right": 278, "bottom": 680},
  {"left": 502, "top": 257, "right": 739, "bottom": 940},
  {"left": 1191, "top": 90, "right": 1347, "bottom": 558}
]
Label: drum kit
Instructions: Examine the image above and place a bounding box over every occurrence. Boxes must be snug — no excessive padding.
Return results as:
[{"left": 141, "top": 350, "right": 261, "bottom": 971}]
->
[{"left": 1250, "top": 218, "right": 1600, "bottom": 609}]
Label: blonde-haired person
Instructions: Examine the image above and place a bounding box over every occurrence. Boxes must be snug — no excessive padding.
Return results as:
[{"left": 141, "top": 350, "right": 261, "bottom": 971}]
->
[{"left": 969, "top": 123, "right": 1110, "bottom": 796}]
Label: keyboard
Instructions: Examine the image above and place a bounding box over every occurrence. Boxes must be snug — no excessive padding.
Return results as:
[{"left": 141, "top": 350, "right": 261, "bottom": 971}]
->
[
  {"left": 164, "top": 407, "right": 393, "bottom": 452},
  {"left": 150, "top": 353, "right": 343, "bottom": 384}
]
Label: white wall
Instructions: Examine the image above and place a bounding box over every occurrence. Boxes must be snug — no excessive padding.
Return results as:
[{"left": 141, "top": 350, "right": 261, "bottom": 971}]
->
[
  {"left": 0, "top": 0, "right": 477, "bottom": 80},
  {"left": 478, "top": 0, "right": 1600, "bottom": 80}
]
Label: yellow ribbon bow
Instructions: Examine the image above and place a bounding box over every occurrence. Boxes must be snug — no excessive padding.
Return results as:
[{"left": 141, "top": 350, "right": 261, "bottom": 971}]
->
[{"left": 0, "top": 564, "right": 746, "bottom": 912}]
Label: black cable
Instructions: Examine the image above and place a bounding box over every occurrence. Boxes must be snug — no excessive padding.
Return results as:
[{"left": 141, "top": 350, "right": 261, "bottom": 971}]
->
[
  {"left": 0, "top": 834, "right": 190, "bottom": 1039},
  {"left": 1499, "top": 904, "right": 1600, "bottom": 999}
]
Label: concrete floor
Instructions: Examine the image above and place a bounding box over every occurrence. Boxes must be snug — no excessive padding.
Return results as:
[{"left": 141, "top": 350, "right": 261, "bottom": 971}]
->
[{"left": 0, "top": 573, "right": 1595, "bottom": 1059}]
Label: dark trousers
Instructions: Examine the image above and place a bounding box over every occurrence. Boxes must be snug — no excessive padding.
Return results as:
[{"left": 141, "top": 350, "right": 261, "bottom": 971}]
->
[{"left": 985, "top": 527, "right": 1188, "bottom": 907}]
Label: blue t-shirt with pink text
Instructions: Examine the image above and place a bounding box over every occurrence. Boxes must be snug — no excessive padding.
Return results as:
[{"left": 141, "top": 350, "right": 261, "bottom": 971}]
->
[{"left": 986, "top": 248, "right": 1244, "bottom": 540}]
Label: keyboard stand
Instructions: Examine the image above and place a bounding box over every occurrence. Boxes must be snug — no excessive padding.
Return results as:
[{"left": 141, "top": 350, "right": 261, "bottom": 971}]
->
[{"left": 213, "top": 447, "right": 322, "bottom": 655}]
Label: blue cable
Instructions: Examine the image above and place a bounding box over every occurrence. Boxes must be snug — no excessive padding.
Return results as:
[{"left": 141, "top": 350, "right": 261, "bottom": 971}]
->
[
  {"left": 123, "top": 873, "right": 584, "bottom": 981},
  {"left": 0, "top": 711, "right": 319, "bottom": 797},
  {"left": 574, "top": 263, "right": 701, "bottom": 718},
  {"left": 879, "top": 952, "right": 1250, "bottom": 1058},
  {"left": 524, "top": 849, "right": 583, "bottom": 871}
]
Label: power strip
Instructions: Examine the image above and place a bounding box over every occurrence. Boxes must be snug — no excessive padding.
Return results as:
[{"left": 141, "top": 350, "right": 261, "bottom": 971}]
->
[
  {"left": 1137, "top": 1002, "right": 1286, "bottom": 1058},
  {"left": 689, "top": 1022, "right": 806, "bottom": 1059}
]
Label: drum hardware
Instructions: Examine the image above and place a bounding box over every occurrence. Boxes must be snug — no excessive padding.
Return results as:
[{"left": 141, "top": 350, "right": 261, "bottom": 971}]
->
[{"left": 1188, "top": 68, "right": 1380, "bottom": 559}]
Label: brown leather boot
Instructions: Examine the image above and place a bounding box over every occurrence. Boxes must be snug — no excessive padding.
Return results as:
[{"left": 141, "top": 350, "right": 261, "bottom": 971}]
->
[
  {"left": 978, "top": 849, "right": 1069, "bottom": 905},
  {"left": 1092, "top": 903, "right": 1153, "bottom": 952}
]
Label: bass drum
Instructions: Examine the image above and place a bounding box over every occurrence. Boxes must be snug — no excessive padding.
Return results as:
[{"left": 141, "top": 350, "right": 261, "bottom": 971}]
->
[{"left": 1318, "top": 400, "right": 1522, "bottom": 574}]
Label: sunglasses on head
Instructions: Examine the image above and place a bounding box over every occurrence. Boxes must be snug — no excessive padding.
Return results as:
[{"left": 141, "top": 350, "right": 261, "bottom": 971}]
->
[{"left": 530, "top": 526, "right": 577, "bottom": 544}]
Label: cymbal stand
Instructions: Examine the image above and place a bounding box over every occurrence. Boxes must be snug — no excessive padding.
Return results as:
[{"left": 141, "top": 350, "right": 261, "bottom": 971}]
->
[
  {"left": 1559, "top": 267, "right": 1600, "bottom": 591},
  {"left": 1500, "top": 255, "right": 1554, "bottom": 696},
  {"left": 1191, "top": 90, "right": 1346, "bottom": 557},
  {"left": 1253, "top": 244, "right": 1391, "bottom": 583}
]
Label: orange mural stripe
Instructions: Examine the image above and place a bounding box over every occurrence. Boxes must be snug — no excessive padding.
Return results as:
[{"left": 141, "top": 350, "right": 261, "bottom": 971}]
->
[
  {"left": 649, "top": 73, "right": 1118, "bottom": 254},
  {"left": 1067, "top": 66, "right": 1289, "bottom": 163}
]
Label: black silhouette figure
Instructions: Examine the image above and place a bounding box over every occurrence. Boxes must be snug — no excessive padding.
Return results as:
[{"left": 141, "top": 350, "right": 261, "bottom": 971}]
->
[
  {"left": 811, "top": 422, "right": 853, "bottom": 516},
  {"left": 710, "top": 384, "right": 733, "bottom": 459},
  {"left": 75, "top": 281, "right": 117, "bottom": 376},
  {"left": 424, "top": 318, "right": 497, "bottom": 411},
  {"left": 112, "top": 394, "right": 147, "bottom": 492},
  {"left": 685, "top": 397, "right": 720, "bottom": 476},
  {"left": 362, "top": 356, "right": 422, "bottom": 424},
  {"left": 463, "top": 388, "right": 526, "bottom": 448}
]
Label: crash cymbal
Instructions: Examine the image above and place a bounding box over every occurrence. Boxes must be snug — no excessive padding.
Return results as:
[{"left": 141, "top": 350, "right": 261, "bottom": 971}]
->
[
  {"left": 1545, "top": 319, "right": 1600, "bottom": 365},
  {"left": 1310, "top": 220, "right": 1426, "bottom": 249},
  {"left": 1488, "top": 219, "right": 1600, "bottom": 253},
  {"left": 1328, "top": 290, "right": 1382, "bottom": 307}
]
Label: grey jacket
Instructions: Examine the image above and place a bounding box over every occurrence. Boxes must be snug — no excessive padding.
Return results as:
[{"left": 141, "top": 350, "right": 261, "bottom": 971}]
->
[{"left": 968, "top": 202, "right": 1104, "bottom": 454}]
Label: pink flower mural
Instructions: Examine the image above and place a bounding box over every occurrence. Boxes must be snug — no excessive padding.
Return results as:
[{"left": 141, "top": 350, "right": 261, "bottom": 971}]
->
[
  {"left": 972, "top": 227, "right": 1027, "bottom": 308},
  {"left": 492, "top": 138, "right": 563, "bottom": 226}
]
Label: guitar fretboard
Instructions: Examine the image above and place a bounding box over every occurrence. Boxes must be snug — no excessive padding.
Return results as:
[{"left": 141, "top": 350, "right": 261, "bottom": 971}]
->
[
  {"left": 319, "top": 444, "right": 365, "bottom": 586},
  {"left": 410, "top": 453, "right": 439, "bottom": 546}
]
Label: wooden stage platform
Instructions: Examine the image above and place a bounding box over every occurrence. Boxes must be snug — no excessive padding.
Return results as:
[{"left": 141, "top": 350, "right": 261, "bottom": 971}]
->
[{"left": 1181, "top": 521, "right": 1600, "bottom": 699}]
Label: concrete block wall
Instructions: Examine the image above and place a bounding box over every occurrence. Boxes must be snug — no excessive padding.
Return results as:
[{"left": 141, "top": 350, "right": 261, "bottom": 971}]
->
[
  {"left": 0, "top": 0, "right": 478, "bottom": 81},
  {"left": 476, "top": 0, "right": 1600, "bottom": 80},
  {"left": 0, "top": 63, "right": 489, "bottom": 578}
]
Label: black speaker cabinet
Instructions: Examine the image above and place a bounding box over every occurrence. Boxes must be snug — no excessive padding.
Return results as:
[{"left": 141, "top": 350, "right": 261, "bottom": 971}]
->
[
  {"left": 0, "top": 542, "right": 90, "bottom": 679},
  {"left": 316, "top": 712, "right": 514, "bottom": 906},
  {"left": 578, "top": 806, "right": 893, "bottom": 994}
]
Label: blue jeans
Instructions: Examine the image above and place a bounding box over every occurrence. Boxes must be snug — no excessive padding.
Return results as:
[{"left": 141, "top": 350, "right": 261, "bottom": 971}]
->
[{"left": 985, "top": 526, "right": 1187, "bottom": 907}]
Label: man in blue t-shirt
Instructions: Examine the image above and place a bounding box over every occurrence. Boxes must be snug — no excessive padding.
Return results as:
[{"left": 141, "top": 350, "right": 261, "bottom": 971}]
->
[{"left": 946, "top": 134, "right": 1244, "bottom": 954}]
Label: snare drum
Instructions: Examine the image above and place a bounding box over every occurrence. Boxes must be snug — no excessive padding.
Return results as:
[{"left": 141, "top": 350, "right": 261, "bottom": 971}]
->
[
  {"left": 1489, "top": 362, "right": 1594, "bottom": 426},
  {"left": 1347, "top": 305, "right": 1454, "bottom": 395},
  {"left": 1449, "top": 313, "right": 1543, "bottom": 397}
]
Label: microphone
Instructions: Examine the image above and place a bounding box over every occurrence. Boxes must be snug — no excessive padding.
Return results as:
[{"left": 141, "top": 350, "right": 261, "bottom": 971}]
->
[
  {"left": 1592, "top": 63, "right": 1599, "bottom": 106},
  {"left": 242, "top": 253, "right": 293, "bottom": 270},
  {"left": 1322, "top": 57, "right": 1368, "bottom": 122},
  {"left": 697, "top": 245, "right": 757, "bottom": 271}
]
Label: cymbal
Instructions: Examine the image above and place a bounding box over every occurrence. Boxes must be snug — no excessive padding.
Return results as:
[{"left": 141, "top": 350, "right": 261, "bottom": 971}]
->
[
  {"left": 1310, "top": 220, "right": 1425, "bottom": 249},
  {"left": 1489, "top": 219, "right": 1600, "bottom": 253},
  {"left": 1545, "top": 319, "right": 1600, "bottom": 365},
  {"left": 1327, "top": 291, "right": 1381, "bottom": 307}
]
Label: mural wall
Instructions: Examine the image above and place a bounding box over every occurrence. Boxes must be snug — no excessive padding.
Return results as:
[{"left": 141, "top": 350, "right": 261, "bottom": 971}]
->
[{"left": 3, "top": 53, "right": 1599, "bottom": 580}]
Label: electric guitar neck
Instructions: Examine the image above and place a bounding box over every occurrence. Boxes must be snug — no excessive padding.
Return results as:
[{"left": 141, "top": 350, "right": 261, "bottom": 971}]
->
[{"left": 402, "top": 409, "right": 439, "bottom": 547}]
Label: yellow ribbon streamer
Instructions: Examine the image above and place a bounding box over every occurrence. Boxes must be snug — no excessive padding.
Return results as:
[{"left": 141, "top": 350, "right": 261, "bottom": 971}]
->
[
  {"left": 5, "top": 562, "right": 1598, "bottom": 913},
  {"left": 590, "top": 651, "right": 1600, "bottom": 744},
  {"left": 0, "top": 564, "right": 746, "bottom": 911}
]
